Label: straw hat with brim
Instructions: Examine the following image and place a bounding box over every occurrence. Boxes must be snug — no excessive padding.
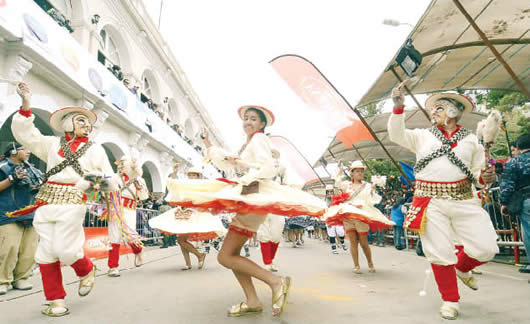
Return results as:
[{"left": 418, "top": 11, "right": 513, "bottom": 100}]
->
[
  {"left": 238, "top": 105, "right": 275, "bottom": 127},
  {"left": 186, "top": 167, "right": 203, "bottom": 175},
  {"left": 425, "top": 93, "right": 474, "bottom": 114},
  {"left": 348, "top": 160, "right": 366, "bottom": 172},
  {"left": 49, "top": 106, "right": 97, "bottom": 133}
]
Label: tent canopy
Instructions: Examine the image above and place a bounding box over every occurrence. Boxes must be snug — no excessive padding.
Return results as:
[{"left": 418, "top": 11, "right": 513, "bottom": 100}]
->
[{"left": 357, "top": 0, "right": 530, "bottom": 108}]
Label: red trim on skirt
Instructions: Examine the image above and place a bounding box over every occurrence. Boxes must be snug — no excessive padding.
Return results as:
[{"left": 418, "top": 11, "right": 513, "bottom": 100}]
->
[
  {"left": 228, "top": 225, "right": 254, "bottom": 238},
  {"left": 158, "top": 230, "right": 220, "bottom": 242},
  {"left": 325, "top": 212, "right": 392, "bottom": 232},
  {"left": 169, "top": 199, "right": 323, "bottom": 218}
]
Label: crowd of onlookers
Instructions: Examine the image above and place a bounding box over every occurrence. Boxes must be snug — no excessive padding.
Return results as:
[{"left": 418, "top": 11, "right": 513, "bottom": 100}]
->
[{"left": 107, "top": 64, "right": 205, "bottom": 155}]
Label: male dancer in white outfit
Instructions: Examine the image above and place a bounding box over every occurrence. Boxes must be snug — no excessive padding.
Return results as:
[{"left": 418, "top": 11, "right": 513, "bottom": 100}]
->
[
  {"left": 388, "top": 81, "right": 498, "bottom": 320},
  {"left": 11, "top": 83, "right": 118, "bottom": 316},
  {"left": 258, "top": 149, "right": 286, "bottom": 271},
  {"left": 107, "top": 157, "right": 149, "bottom": 277}
]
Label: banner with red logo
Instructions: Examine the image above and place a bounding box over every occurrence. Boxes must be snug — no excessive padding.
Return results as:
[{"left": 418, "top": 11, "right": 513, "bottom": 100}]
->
[{"left": 83, "top": 227, "right": 132, "bottom": 260}]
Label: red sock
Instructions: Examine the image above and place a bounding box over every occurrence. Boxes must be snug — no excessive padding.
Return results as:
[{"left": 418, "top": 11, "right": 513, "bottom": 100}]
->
[
  {"left": 260, "top": 242, "right": 272, "bottom": 265},
  {"left": 108, "top": 243, "right": 120, "bottom": 268},
  {"left": 70, "top": 256, "right": 94, "bottom": 277},
  {"left": 270, "top": 242, "right": 280, "bottom": 260},
  {"left": 431, "top": 264, "right": 460, "bottom": 302},
  {"left": 39, "top": 262, "right": 66, "bottom": 301},
  {"left": 455, "top": 250, "right": 486, "bottom": 273},
  {"left": 130, "top": 243, "right": 142, "bottom": 255}
]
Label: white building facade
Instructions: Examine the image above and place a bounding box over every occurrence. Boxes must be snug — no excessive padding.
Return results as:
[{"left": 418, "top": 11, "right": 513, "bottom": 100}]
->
[{"left": 0, "top": 0, "right": 225, "bottom": 194}]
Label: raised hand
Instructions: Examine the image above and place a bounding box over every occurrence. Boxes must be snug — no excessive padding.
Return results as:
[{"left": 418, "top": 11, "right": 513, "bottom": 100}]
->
[
  {"left": 16, "top": 82, "right": 32, "bottom": 110},
  {"left": 391, "top": 80, "right": 408, "bottom": 107}
]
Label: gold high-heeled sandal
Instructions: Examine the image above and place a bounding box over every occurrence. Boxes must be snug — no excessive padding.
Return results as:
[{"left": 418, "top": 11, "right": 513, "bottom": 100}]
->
[
  {"left": 272, "top": 276, "right": 292, "bottom": 316},
  {"left": 227, "top": 302, "right": 263, "bottom": 317}
]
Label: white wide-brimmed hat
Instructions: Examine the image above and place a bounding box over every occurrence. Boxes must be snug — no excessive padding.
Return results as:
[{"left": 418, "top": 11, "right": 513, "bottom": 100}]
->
[
  {"left": 348, "top": 160, "right": 366, "bottom": 171},
  {"left": 238, "top": 105, "right": 275, "bottom": 127},
  {"left": 49, "top": 106, "right": 97, "bottom": 133},
  {"left": 425, "top": 93, "right": 474, "bottom": 114}
]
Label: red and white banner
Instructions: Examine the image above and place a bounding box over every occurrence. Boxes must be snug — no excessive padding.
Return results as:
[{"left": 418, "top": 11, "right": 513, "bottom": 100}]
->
[
  {"left": 83, "top": 227, "right": 132, "bottom": 260},
  {"left": 270, "top": 54, "right": 374, "bottom": 148}
]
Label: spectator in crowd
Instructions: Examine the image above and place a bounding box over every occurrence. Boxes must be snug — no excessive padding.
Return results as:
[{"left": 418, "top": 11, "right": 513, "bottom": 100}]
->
[
  {"left": 145, "top": 117, "right": 152, "bottom": 133},
  {"left": 158, "top": 201, "right": 172, "bottom": 249},
  {"left": 147, "top": 98, "right": 154, "bottom": 111},
  {"left": 391, "top": 198, "right": 406, "bottom": 250},
  {"left": 109, "top": 65, "right": 123, "bottom": 81},
  {"left": 46, "top": 8, "right": 73, "bottom": 33},
  {"left": 0, "top": 142, "right": 42, "bottom": 295},
  {"left": 161, "top": 97, "right": 170, "bottom": 123},
  {"left": 500, "top": 134, "right": 530, "bottom": 276},
  {"left": 373, "top": 199, "right": 387, "bottom": 247},
  {"left": 122, "top": 78, "right": 130, "bottom": 89},
  {"left": 484, "top": 162, "right": 506, "bottom": 229},
  {"left": 153, "top": 104, "right": 164, "bottom": 119},
  {"left": 131, "top": 85, "right": 140, "bottom": 97}
]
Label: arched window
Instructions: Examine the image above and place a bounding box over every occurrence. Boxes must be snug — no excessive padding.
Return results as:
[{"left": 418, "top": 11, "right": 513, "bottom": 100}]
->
[
  {"left": 99, "top": 28, "right": 120, "bottom": 67},
  {"left": 143, "top": 76, "right": 152, "bottom": 98}
]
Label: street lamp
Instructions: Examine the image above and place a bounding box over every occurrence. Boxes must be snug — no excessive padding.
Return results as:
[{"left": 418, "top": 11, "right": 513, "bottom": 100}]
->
[
  {"left": 395, "top": 38, "right": 422, "bottom": 77},
  {"left": 383, "top": 19, "right": 413, "bottom": 28}
]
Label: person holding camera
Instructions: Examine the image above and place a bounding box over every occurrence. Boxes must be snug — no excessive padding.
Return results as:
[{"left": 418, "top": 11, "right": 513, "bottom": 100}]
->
[
  {"left": 11, "top": 83, "right": 119, "bottom": 317},
  {"left": 500, "top": 135, "right": 530, "bottom": 276},
  {"left": 0, "top": 142, "right": 41, "bottom": 295}
]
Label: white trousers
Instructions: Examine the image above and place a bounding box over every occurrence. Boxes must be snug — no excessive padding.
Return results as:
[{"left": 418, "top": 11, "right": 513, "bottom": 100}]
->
[
  {"left": 258, "top": 215, "right": 285, "bottom": 243},
  {"left": 420, "top": 198, "right": 499, "bottom": 265},
  {"left": 108, "top": 208, "right": 137, "bottom": 244},
  {"left": 326, "top": 225, "right": 345, "bottom": 238},
  {"left": 33, "top": 204, "right": 87, "bottom": 265}
]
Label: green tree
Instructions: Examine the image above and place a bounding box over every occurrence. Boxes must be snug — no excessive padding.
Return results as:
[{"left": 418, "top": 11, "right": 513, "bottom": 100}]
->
[{"left": 358, "top": 102, "right": 383, "bottom": 118}]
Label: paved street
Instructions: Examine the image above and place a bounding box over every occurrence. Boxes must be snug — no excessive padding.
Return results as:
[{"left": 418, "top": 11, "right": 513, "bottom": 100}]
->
[{"left": 1, "top": 238, "right": 528, "bottom": 324}]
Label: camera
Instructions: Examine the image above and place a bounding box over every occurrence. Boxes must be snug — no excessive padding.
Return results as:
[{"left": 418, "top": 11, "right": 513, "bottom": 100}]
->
[{"left": 14, "top": 166, "right": 31, "bottom": 187}]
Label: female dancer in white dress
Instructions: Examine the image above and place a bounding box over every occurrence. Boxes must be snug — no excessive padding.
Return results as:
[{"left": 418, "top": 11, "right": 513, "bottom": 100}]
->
[
  {"left": 166, "top": 105, "right": 326, "bottom": 316},
  {"left": 324, "top": 161, "right": 394, "bottom": 274},
  {"left": 149, "top": 168, "right": 226, "bottom": 270}
]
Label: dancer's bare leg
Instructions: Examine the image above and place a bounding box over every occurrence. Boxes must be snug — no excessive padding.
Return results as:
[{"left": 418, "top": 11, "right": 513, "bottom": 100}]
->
[
  {"left": 178, "top": 235, "right": 204, "bottom": 268},
  {"left": 218, "top": 230, "right": 283, "bottom": 308},
  {"left": 359, "top": 235, "right": 375, "bottom": 271},
  {"left": 288, "top": 230, "right": 296, "bottom": 246},
  {"left": 348, "top": 231, "right": 361, "bottom": 272}
]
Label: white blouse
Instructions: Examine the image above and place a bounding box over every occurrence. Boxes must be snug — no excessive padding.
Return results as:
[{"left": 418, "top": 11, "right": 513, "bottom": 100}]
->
[{"left": 206, "top": 133, "right": 277, "bottom": 185}]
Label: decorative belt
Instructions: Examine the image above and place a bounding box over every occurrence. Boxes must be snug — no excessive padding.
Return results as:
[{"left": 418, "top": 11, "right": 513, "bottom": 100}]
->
[
  {"left": 174, "top": 207, "right": 193, "bottom": 220},
  {"left": 122, "top": 196, "right": 137, "bottom": 209},
  {"left": 414, "top": 178, "right": 473, "bottom": 200},
  {"left": 35, "top": 181, "right": 86, "bottom": 205}
]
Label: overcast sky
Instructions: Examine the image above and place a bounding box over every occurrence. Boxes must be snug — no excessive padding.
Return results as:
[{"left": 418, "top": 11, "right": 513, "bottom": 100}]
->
[{"left": 142, "top": 0, "right": 431, "bottom": 183}]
